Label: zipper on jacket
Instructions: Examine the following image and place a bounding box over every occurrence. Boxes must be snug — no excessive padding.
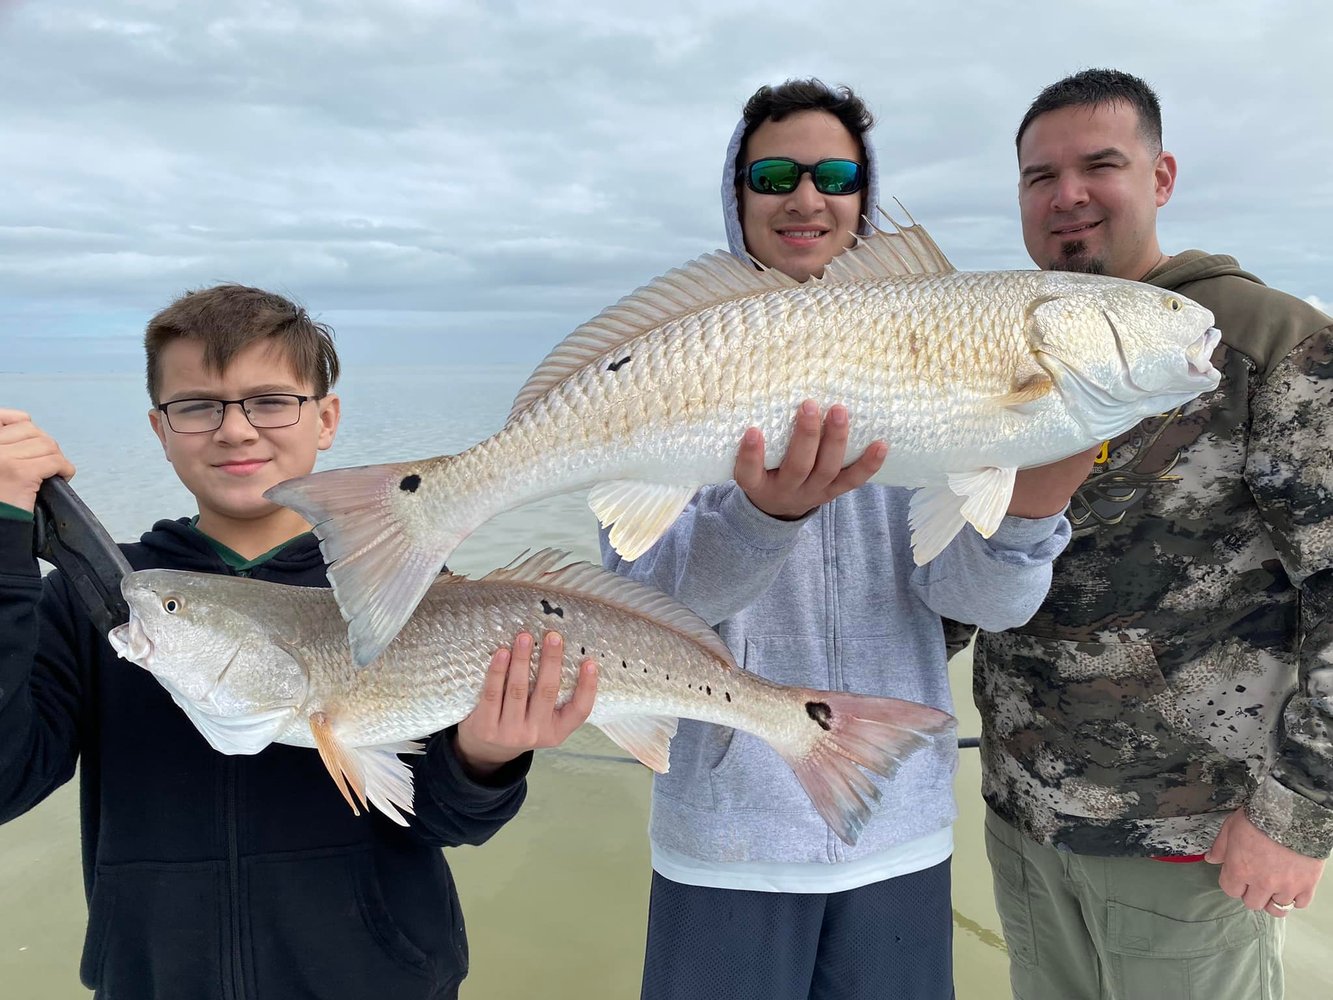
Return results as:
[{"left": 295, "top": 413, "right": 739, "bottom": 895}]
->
[
  {"left": 225, "top": 758, "right": 245, "bottom": 1000},
  {"left": 226, "top": 565, "right": 248, "bottom": 999}
]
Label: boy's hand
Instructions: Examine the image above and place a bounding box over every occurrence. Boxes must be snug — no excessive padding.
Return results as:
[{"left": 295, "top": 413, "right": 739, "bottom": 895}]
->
[
  {"left": 733, "top": 401, "right": 887, "bottom": 520},
  {"left": 0, "top": 409, "right": 77, "bottom": 511},
  {"left": 454, "top": 631, "right": 597, "bottom": 780}
]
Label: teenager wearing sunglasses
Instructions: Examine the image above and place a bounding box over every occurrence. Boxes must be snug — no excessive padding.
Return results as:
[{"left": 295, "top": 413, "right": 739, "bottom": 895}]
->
[{"left": 601, "top": 78, "right": 1093, "bottom": 1000}]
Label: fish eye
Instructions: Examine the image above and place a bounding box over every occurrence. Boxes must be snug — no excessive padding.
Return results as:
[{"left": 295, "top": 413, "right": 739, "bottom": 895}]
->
[
  {"left": 163, "top": 596, "right": 183, "bottom": 614},
  {"left": 1166, "top": 297, "right": 1183, "bottom": 312}
]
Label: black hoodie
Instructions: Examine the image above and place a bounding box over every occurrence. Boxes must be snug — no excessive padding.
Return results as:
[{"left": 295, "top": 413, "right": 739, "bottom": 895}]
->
[{"left": 0, "top": 515, "right": 531, "bottom": 999}]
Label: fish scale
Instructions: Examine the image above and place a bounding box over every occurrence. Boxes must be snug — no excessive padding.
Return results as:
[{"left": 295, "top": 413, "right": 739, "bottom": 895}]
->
[
  {"left": 109, "top": 551, "right": 959, "bottom": 845},
  {"left": 265, "top": 217, "right": 1221, "bottom": 668}
]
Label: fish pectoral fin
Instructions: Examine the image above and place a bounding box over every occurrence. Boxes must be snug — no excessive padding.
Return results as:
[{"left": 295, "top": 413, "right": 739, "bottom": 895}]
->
[
  {"left": 596, "top": 715, "right": 680, "bottom": 773},
  {"left": 993, "top": 374, "right": 1054, "bottom": 413},
  {"left": 588, "top": 481, "right": 698, "bottom": 561},
  {"left": 309, "top": 712, "right": 424, "bottom": 826},
  {"left": 161, "top": 680, "right": 296, "bottom": 755},
  {"left": 949, "top": 467, "right": 1017, "bottom": 538}
]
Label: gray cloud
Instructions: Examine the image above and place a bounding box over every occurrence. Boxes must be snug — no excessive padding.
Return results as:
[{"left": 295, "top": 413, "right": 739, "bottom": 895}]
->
[{"left": 1, "top": 0, "right": 1329, "bottom": 374}]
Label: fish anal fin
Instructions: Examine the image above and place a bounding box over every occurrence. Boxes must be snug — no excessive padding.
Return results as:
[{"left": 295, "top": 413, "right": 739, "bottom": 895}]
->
[
  {"left": 588, "top": 481, "right": 698, "bottom": 561},
  {"left": 596, "top": 715, "right": 679, "bottom": 773}
]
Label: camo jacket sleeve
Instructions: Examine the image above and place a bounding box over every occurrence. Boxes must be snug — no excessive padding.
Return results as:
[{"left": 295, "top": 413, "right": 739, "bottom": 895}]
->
[{"left": 1242, "top": 322, "right": 1333, "bottom": 858}]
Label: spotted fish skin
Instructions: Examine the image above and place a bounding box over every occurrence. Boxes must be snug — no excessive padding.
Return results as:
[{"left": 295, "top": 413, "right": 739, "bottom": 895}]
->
[
  {"left": 266, "top": 219, "right": 1220, "bottom": 667},
  {"left": 108, "top": 551, "right": 957, "bottom": 845}
]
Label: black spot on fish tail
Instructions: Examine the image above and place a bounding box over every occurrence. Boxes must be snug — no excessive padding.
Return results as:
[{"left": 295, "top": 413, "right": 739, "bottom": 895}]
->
[
  {"left": 607, "top": 355, "right": 632, "bottom": 372},
  {"left": 621, "top": 660, "right": 628, "bottom": 669},
  {"left": 705, "top": 685, "right": 711, "bottom": 696},
  {"left": 399, "top": 474, "right": 422, "bottom": 493},
  {"left": 724, "top": 692, "right": 731, "bottom": 702},
  {"left": 540, "top": 599, "right": 564, "bottom": 618},
  {"left": 806, "top": 701, "right": 833, "bottom": 731}
]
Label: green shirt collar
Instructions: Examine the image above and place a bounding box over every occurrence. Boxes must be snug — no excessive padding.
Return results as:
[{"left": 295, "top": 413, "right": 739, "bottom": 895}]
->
[{"left": 187, "top": 516, "right": 307, "bottom": 571}]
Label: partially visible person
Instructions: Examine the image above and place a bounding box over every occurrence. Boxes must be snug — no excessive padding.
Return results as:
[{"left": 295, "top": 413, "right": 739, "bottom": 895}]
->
[
  {"left": 604, "top": 78, "right": 1094, "bottom": 1000},
  {"left": 975, "top": 68, "right": 1332, "bottom": 1000},
  {"left": 0, "top": 284, "right": 597, "bottom": 1000}
]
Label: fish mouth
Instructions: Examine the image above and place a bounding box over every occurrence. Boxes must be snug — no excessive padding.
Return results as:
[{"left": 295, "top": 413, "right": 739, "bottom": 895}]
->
[
  {"left": 108, "top": 616, "right": 154, "bottom": 666},
  {"left": 1186, "top": 327, "right": 1222, "bottom": 377}
]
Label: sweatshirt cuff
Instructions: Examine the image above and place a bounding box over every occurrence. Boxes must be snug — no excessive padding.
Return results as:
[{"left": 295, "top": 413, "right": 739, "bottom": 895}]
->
[
  {"left": 1245, "top": 774, "right": 1333, "bottom": 859},
  {"left": 717, "top": 485, "right": 813, "bottom": 550},
  {"left": 0, "top": 517, "right": 40, "bottom": 576},
  {"left": 0, "top": 502, "right": 35, "bottom": 523},
  {"left": 987, "top": 511, "right": 1070, "bottom": 550},
  {"left": 422, "top": 727, "right": 533, "bottom": 800}
]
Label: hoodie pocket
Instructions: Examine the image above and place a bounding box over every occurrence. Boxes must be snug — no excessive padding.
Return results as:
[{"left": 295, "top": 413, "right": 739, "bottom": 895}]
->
[
  {"left": 707, "top": 635, "right": 828, "bottom": 814},
  {"left": 1000, "top": 636, "right": 1250, "bottom": 820},
  {"left": 245, "top": 846, "right": 444, "bottom": 997},
  {"left": 80, "top": 861, "right": 227, "bottom": 997}
]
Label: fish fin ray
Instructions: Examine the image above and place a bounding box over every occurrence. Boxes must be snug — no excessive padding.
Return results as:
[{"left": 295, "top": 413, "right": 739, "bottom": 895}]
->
[
  {"left": 310, "top": 711, "right": 366, "bottom": 816},
  {"left": 777, "top": 689, "right": 955, "bottom": 845},
  {"left": 507, "top": 253, "right": 798, "bottom": 421},
  {"left": 587, "top": 480, "right": 698, "bottom": 562},
  {"left": 993, "top": 374, "right": 1055, "bottom": 413},
  {"left": 820, "top": 205, "right": 956, "bottom": 285},
  {"left": 948, "top": 466, "right": 1017, "bottom": 538},
  {"left": 596, "top": 715, "right": 679, "bottom": 773},
  {"left": 907, "top": 486, "right": 969, "bottom": 565},
  {"left": 267, "top": 464, "right": 451, "bottom": 667},
  {"left": 355, "top": 739, "right": 424, "bottom": 826},
  {"left": 476, "top": 548, "right": 736, "bottom": 663}
]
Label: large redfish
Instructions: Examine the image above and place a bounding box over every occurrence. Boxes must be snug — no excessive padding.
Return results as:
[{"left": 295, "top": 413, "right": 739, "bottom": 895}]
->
[
  {"left": 107, "top": 550, "right": 956, "bottom": 846},
  {"left": 268, "top": 216, "right": 1220, "bottom": 665}
]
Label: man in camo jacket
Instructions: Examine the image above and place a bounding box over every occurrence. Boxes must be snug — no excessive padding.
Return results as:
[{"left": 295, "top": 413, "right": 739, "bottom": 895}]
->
[{"left": 973, "top": 68, "right": 1332, "bottom": 1000}]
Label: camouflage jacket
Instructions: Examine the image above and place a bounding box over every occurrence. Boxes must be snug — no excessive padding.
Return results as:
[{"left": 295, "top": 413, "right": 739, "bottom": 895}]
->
[{"left": 973, "top": 251, "right": 1333, "bottom": 859}]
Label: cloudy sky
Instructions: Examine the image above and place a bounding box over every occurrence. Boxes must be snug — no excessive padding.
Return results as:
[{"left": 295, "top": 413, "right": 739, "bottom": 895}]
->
[{"left": 1, "top": 0, "right": 1329, "bottom": 374}]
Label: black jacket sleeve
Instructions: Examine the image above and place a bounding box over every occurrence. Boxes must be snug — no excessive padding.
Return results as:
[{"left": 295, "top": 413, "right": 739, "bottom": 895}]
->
[
  {"left": 0, "top": 517, "right": 88, "bottom": 823},
  {"left": 400, "top": 726, "right": 532, "bottom": 848}
]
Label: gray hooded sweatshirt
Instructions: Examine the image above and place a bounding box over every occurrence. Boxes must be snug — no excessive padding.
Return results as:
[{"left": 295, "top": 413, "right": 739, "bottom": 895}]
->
[{"left": 601, "top": 117, "right": 1071, "bottom": 893}]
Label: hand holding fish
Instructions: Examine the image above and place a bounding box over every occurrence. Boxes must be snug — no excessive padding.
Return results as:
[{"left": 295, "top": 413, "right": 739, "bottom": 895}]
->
[
  {"left": 733, "top": 401, "right": 888, "bottom": 520},
  {"left": 1005, "top": 446, "right": 1100, "bottom": 519},
  {"left": 0, "top": 408, "right": 77, "bottom": 511},
  {"left": 454, "top": 631, "right": 599, "bottom": 780}
]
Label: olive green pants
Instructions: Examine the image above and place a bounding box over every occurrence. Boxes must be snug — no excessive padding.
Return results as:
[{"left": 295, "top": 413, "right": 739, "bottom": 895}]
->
[{"left": 984, "top": 808, "right": 1285, "bottom": 1000}]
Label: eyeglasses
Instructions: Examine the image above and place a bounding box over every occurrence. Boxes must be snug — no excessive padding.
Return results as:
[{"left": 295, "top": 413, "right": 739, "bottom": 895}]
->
[
  {"left": 157, "top": 394, "right": 318, "bottom": 434},
  {"left": 742, "top": 157, "right": 864, "bottom": 196}
]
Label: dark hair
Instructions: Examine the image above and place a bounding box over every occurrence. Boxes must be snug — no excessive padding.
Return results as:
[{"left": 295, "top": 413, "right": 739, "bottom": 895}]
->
[
  {"left": 1016, "top": 68, "right": 1163, "bottom": 155},
  {"left": 144, "top": 284, "right": 340, "bottom": 405},
  {"left": 735, "top": 78, "right": 874, "bottom": 180}
]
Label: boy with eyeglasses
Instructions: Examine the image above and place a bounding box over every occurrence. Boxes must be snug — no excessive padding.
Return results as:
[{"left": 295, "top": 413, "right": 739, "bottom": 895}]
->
[
  {"left": 602, "top": 79, "right": 1095, "bottom": 1000},
  {"left": 0, "top": 283, "right": 596, "bottom": 1000}
]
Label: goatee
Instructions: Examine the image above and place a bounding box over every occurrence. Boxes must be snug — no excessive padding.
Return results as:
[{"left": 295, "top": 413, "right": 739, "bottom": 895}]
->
[{"left": 1051, "top": 240, "right": 1106, "bottom": 275}]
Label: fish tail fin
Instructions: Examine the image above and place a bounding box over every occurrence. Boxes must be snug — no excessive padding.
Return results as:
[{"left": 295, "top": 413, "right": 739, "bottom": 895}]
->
[
  {"left": 777, "top": 690, "right": 956, "bottom": 846},
  {"left": 266, "top": 460, "right": 463, "bottom": 666}
]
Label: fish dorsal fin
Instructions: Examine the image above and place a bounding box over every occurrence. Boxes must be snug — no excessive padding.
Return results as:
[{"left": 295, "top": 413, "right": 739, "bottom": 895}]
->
[
  {"left": 474, "top": 548, "right": 736, "bottom": 664},
  {"left": 820, "top": 204, "right": 956, "bottom": 285},
  {"left": 506, "top": 253, "right": 800, "bottom": 422}
]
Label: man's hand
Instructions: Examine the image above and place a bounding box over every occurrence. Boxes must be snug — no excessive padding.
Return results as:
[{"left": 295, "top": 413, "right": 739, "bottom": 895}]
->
[
  {"left": 1206, "top": 808, "right": 1327, "bottom": 918},
  {"left": 0, "top": 409, "right": 76, "bottom": 511},
  {"left": 734, "top": 401, "right": 887, "bottom": 520},
  {"left": 454, "top": 631, "right": 597, "bottom": 780},
  {"left": 1006, "top": 446, "right": 1099, "bottom": 518}
]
